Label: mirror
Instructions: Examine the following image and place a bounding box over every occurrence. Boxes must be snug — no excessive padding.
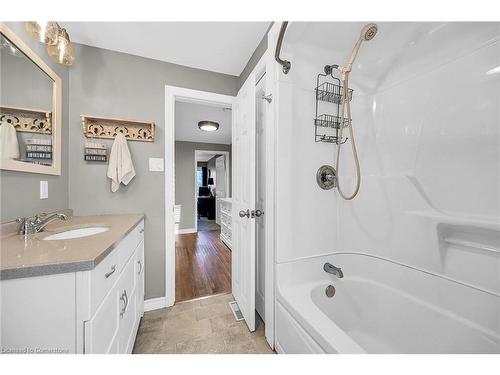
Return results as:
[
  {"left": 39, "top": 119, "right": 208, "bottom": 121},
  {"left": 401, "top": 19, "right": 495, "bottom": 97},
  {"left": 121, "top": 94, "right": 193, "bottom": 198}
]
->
[{"left": 0, "top": 23, "right": 62, "bottom": 175}]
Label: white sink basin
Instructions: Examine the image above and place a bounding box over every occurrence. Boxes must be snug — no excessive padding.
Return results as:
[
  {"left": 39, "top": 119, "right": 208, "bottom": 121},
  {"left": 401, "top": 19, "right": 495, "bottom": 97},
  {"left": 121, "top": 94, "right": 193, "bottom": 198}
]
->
[{"left": 43, "top": 226, "right": 110, "bottom": 240}]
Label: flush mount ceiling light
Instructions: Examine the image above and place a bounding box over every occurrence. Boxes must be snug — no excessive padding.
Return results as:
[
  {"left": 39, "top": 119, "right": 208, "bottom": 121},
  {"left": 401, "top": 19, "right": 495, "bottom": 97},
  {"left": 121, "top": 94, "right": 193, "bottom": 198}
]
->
[
  {"left": 198, "top": 121, "right": 219, "bottom": 132},
  {"left": 25, "top": 21, "right": 75, "bottom": 66}
]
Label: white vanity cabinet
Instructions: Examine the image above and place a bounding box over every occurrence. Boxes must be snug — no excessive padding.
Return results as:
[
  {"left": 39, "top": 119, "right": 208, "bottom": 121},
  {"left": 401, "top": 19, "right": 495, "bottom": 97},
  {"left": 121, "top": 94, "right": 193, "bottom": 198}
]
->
[
  {"left": 219, "top": 198, "right": 232, "bottom": 250},
  {"left": 0, "top": 219, "right": 145, "bottom": 354}
]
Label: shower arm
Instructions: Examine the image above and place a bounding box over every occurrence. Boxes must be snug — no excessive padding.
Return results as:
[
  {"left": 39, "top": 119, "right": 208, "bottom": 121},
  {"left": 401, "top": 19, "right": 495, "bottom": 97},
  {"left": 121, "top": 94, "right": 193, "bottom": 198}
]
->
[{"left": 275, "top": 21, "right": 291, "bottom": 74}]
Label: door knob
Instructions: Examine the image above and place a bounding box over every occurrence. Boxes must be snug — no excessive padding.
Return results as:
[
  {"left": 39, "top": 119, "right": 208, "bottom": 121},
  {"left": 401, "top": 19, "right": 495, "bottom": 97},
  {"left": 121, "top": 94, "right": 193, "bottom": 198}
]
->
[
  {"left": 239, "top": 209, "right": 250, "bottom": 218},
  {"left": 254, "top": 209, "right": 264, "bottom": 217}
]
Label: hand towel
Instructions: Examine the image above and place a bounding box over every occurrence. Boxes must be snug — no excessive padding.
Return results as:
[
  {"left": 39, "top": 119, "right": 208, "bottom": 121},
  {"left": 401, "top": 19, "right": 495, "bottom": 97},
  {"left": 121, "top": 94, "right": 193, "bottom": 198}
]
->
[
  {"left": 107, "top": 133, "right": 136, "bottom": 192},
  {"left": 0, "top": 121, "right": 20, "bottom": 160}
]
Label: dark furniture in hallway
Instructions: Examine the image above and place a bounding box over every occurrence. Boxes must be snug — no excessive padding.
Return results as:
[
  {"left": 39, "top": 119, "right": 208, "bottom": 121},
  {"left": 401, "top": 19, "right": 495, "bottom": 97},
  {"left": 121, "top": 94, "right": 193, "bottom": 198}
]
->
[{"left": 197, "top": 186, "right": 215, "bottom": 219}]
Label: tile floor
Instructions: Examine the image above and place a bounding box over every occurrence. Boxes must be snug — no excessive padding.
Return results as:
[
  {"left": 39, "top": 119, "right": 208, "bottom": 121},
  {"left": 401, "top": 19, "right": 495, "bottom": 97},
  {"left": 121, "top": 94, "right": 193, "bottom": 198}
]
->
[{"left": 133, "top": 293, "right": 274, "bottom": 354}]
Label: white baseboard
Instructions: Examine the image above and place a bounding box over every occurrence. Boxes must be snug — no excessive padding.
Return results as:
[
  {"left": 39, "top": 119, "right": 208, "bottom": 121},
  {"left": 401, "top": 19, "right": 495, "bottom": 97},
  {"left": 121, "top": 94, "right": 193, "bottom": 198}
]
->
[
  {"left": 176, "top": 227, "right": 196, "bottom": 234},
  {"left": 144, "top": 297, "right": 167, "bottom": 312}
]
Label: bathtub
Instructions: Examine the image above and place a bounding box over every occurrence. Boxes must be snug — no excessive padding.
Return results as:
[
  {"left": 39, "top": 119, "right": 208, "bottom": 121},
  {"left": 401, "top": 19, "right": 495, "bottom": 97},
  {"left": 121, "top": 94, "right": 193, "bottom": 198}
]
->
[{"left": 276, "top": 253, "right": 500, "bottom": 354}]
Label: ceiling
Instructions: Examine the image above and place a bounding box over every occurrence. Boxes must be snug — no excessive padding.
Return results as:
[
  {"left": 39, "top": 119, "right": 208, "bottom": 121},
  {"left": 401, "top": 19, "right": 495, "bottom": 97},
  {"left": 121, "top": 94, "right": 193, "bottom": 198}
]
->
[
  {"left": 175, "top": 101, "right": 232, "bottom": 144},
  {"left": 60, "top": 22, "right": 270, "bottom": 76}
]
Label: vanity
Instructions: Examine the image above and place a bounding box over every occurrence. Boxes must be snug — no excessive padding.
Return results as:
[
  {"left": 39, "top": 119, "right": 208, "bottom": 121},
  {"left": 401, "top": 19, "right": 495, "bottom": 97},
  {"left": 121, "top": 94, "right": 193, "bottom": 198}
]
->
[{"left": 0, "top": 213, "right": 145, "bottom": 354}]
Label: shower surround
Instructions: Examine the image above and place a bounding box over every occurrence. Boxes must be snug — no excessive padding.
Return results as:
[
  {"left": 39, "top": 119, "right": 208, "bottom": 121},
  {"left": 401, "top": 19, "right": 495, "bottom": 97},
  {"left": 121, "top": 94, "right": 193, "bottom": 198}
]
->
[{"left": 272, "top": 22, "right": 500, "bottom": 353}]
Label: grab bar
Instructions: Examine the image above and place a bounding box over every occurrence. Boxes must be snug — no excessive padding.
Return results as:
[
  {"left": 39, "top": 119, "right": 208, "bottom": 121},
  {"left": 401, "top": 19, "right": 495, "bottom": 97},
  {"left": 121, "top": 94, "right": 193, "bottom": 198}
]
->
[{"left": 275, "top": 21, "right": 291, "bottom": 74}]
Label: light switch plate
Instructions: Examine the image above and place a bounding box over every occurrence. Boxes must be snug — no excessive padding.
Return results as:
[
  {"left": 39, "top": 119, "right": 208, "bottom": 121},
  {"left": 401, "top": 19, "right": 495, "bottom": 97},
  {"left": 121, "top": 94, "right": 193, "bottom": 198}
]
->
[
  {"left": 149, "top": 158, "right": 164, "bottom": 172},
  {"left": 40, "top": 181, "right": 48, "bottom": 199}
]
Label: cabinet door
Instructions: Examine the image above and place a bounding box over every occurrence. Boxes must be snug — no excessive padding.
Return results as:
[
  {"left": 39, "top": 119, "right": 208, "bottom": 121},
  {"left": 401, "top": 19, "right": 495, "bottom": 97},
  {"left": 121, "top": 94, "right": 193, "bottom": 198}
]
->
[
  {"left": 117, "top": 254, "right": 138, "bottom": 354},
  {"left": 84, "top": 283, "right": 120, "bottom": 354},
  {"left": 135, "top": 240, "right": 145, "bottom": 319}
]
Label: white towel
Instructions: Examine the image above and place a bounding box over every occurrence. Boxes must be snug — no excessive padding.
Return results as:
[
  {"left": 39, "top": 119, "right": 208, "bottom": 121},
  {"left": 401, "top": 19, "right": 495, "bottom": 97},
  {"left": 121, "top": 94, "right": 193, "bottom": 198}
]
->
[
  {"left": 0, "top": 121, "right": 20, "bottom": 160},
  {"left": 107, "top": 133, "right": 136, "bottom": 192}
]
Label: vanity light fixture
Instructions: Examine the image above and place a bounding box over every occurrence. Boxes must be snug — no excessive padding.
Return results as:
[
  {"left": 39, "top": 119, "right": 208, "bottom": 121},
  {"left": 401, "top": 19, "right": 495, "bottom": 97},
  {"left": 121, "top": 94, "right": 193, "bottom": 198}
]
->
[
  {"left": 25, "top": 21, "right": 59, "bottom": 45},
  {"left": 198, "top": 121, "right": 219, "bottom": 132},
  {"left": 46, "top": 28, "right": 75, "bottom": 66},
  {"left": 25, "top": 21, "right": 75, "bottom": 65}
]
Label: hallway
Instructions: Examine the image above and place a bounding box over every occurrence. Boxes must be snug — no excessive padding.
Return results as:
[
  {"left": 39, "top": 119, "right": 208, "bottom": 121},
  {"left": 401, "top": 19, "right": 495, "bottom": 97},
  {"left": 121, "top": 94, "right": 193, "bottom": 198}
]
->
[{"left": 175, "top": 230, "right": 232, "bottom": 302}]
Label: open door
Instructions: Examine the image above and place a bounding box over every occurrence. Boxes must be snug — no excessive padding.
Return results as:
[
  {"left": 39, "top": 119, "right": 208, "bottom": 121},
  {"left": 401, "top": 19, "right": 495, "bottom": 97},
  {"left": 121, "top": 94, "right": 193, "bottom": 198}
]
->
[{"left": 232, "top": 72, "right": 257, "bottom": 332}]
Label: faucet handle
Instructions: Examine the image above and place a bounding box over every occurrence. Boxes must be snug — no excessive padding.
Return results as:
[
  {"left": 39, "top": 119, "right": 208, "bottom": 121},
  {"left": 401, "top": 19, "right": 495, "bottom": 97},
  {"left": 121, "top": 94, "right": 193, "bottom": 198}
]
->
[
  {"left": 33, "top": 213, "right": 46, "bottom": 223},
  {"left": 16, "top": 217, "right": 34, "bottom": 236}
]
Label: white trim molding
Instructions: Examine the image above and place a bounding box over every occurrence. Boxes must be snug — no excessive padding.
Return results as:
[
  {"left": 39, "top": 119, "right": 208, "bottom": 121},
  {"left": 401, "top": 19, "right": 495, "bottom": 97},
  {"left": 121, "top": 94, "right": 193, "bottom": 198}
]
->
[
  {"left": 176, "top": 227, "right": 196, "bottom": 234},
  {"left": 165, "top": 85, "right": 235, "bottom": 308},
  {"left": 144, "top": 297, "right": 167, "bottom": 312}
]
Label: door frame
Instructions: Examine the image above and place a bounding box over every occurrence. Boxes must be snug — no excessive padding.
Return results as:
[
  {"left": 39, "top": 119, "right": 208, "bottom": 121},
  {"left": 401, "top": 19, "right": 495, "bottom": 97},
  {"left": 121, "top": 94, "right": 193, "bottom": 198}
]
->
[
  {"left": 165, "top": 86, "right": 234, "bottom": 307},
  {"left": 164, "top": 42, "right": 277, "bottom": 347},
  {"left": 193, "top": 149, "right": 230, "bottom": 232},
  {"left": 252, "top": 39, "right": 277, "bottom": 348}
]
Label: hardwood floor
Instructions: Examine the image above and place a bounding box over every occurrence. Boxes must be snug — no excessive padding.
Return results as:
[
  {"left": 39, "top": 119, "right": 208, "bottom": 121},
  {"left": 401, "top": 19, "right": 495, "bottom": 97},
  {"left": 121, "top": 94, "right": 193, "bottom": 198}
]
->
[{"left": 175, "top": 229, "right": 232, "bottom": 302}]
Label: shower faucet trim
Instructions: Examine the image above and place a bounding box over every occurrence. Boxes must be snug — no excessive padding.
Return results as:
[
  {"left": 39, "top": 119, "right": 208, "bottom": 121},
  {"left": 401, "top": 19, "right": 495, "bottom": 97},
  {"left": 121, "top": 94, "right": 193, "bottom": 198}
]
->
[{"left": 324, "top": 262, "right": 344, "bottom": 278}]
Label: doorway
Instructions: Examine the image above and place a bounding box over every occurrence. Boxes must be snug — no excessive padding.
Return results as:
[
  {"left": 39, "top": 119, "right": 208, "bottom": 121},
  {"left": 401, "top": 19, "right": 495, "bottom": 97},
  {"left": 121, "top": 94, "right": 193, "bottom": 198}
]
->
[
  {"left": 165, "top": 50, "right": 275, "bottom": 346},
  {"left": 173, "top": 97, "right": 233, "bottom": 303},
  {"left": 194, "top": 149, "right": 230, "bottom": 233}
]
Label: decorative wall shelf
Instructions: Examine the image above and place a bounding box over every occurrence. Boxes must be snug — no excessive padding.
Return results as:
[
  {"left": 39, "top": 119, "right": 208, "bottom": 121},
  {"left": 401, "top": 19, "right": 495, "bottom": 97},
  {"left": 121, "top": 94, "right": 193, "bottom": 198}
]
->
[
  {"left": 0, "top": 105, "right": 52, "bottom": 134},
  {"left": 81, "top": 115, "right": 155, "bottom": 142}
]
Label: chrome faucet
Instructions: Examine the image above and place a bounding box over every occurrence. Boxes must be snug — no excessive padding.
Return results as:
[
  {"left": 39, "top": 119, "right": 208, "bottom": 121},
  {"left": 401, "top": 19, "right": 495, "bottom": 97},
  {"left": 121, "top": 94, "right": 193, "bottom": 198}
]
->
[
  {"left": 17, "top": 213, "right": 67, "bottom": 235},
  {"left": 324, "top": 262, "right": 344, "bottom": 278}
]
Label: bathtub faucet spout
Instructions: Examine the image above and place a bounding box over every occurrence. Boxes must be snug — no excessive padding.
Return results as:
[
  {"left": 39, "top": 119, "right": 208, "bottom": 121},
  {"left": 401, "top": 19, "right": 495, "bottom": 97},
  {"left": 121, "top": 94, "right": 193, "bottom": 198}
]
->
[{"left": 324, "top": 263, "right": 344, "bottom": 278}]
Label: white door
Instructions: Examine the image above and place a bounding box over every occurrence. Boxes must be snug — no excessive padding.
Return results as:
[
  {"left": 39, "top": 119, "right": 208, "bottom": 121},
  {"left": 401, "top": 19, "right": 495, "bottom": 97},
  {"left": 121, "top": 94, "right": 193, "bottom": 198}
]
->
[
  {"left": 255, "top": 73, "right": 266, "bottom": 320},
  {"left": 232, "top": 72, "right": 257, "bottom": 331}
]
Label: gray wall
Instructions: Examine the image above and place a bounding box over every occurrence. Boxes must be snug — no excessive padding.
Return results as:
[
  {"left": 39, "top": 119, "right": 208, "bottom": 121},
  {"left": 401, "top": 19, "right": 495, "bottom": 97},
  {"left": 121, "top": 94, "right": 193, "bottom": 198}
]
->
[
  {"left": 68, "top": 45, "right": 238, "bottom": 299},
  {"left": 175, "top": 142, "right": 231, "bottom": 230},
  {"left": 0, "top": 22, "right": 69, "bottom": 222},
  {"left": 0, "top": 22, "right": 268, "bottom": 300}
]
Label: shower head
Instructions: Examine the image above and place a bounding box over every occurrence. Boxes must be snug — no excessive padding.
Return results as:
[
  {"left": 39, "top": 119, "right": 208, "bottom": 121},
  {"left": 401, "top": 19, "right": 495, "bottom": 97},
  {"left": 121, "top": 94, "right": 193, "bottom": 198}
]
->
[
  {"left": 361, "top": 23, "right": 378, "bottom": 41},
  {"left": 346, "top": 23, "right": 378, "bottom": 71}
]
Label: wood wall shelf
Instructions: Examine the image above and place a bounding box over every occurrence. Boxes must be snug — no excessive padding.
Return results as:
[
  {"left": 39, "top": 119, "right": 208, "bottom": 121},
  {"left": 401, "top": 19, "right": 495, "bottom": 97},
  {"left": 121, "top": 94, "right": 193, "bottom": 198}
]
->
[
  {"left": 0, "top": 105, "right": 52, "bottom": 134},
  {"left": 81, "top": 115, "right": 155, "bottom": 142}
]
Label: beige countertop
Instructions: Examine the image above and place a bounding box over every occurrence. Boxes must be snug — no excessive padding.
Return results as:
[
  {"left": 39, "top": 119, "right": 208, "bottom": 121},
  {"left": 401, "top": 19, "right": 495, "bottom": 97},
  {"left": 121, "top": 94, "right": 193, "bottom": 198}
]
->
[{"left": 0, "top": 214, "right": 144, "bottom": 281}]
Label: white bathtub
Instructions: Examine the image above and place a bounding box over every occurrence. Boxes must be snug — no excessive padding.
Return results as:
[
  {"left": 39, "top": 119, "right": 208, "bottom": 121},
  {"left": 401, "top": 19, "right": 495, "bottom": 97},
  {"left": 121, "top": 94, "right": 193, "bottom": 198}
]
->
[{"left": 276, "top": 253, "right": 500, "bottom": 354}]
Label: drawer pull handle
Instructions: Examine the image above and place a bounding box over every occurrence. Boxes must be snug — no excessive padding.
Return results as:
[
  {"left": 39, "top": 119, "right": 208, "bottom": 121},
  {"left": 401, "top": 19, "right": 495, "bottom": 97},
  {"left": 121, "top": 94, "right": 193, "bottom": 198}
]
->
[
  {"left": 139, "top": 228, "right": 144, "bottom": 234},
  {"left": 120, "top": 290, "right": 128, "bottom": 317},
  {"left": 138, "top": 260, "right": 143, "bottom": 275},
  {"left": 105, "top": 265, "right": 116, "bottom": 279}
]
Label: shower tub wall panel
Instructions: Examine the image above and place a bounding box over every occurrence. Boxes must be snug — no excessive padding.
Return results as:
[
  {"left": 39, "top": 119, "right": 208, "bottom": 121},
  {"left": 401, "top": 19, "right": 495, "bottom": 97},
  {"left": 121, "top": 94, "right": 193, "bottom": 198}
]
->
[
  {"left": 275, "top": 54, "right": 340, "bottom": 263},
  {"left": 276, "top": 23, "right": 500, "bottom": 295},
  {"left": 339, "top": 38, "right": 500, "bottom": 294}
]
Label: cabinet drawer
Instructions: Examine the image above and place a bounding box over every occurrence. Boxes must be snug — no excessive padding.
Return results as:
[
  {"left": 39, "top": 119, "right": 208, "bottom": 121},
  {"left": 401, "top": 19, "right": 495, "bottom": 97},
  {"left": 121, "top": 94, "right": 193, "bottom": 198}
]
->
[
  {"left": 135, "top": 219, "right": 145, "bottom": 246},
  {"left": 89, "top": 247, "right": 120, "bottom": 314},
  {"left": 89, "top": 222, "right": 142, "bottom": 314},
  {"left": 135, "top": 240, "right": 145, "bottom": 318}
]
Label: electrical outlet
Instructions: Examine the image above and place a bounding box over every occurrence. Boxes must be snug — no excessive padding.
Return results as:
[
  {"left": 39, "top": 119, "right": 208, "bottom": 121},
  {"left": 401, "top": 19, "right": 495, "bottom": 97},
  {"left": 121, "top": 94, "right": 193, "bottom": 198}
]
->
[
  {"left": 149, "top": 158, "right": 164, "bottom": 172},
  {"left": 40, "top": 181, "right": 48, "bottom": 199}
]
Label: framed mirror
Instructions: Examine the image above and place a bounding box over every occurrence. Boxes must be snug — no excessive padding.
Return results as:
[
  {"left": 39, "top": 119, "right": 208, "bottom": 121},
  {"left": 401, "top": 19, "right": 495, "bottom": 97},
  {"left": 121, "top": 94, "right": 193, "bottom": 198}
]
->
[{"left": 0, "top": 23, "right": 62, "bottom": 175}]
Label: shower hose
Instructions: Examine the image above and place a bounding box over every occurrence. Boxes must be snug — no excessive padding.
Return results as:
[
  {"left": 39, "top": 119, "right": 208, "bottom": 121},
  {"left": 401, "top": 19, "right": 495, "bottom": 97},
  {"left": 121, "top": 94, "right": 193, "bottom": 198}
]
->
[{"left": 335, "top": 73, "right": 361, "bottom": 200}]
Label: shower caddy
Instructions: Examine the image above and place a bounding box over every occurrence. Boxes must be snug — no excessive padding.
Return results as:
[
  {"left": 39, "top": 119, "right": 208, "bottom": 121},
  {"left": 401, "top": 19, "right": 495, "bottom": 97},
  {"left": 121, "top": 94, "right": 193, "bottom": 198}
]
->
[{"left": 314, "top": 71, "right": 353, "bottom": 144}]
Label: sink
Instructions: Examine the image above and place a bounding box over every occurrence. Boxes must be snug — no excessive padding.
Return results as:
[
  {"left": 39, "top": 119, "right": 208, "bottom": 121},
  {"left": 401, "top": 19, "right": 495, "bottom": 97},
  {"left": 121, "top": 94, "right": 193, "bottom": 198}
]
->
[{"left": 43, "top": 226, "right": 110, "bottom": 240}]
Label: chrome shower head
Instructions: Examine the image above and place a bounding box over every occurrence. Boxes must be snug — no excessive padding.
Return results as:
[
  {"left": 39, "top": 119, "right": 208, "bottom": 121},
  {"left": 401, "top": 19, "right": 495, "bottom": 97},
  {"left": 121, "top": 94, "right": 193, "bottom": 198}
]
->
[
  {"left": 346, "top": 23, "right": 378, "bottom": 70},
  {"left": 361, "top": 23, "right": 378, "bottom": 41}
]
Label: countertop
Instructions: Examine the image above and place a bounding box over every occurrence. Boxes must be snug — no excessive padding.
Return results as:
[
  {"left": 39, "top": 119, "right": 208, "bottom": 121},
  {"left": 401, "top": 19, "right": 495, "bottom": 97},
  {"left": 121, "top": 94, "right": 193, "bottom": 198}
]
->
[{"left": 0, "top": 214, "right": 144, "bottom": 281}]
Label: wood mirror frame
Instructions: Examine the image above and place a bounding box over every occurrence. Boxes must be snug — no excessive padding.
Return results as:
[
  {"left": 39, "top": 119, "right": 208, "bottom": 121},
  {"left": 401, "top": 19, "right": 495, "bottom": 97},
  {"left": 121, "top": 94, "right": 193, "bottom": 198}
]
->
[{"left": 0, "top": 23, "right": 62, "bottom": 176}]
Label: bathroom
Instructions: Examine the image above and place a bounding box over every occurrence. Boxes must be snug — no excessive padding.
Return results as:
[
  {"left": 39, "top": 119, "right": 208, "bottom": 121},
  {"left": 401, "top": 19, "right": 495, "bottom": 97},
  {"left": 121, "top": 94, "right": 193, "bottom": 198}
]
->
[{"left": 1, "top": 1, "right": 499, "bottom": 374}]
